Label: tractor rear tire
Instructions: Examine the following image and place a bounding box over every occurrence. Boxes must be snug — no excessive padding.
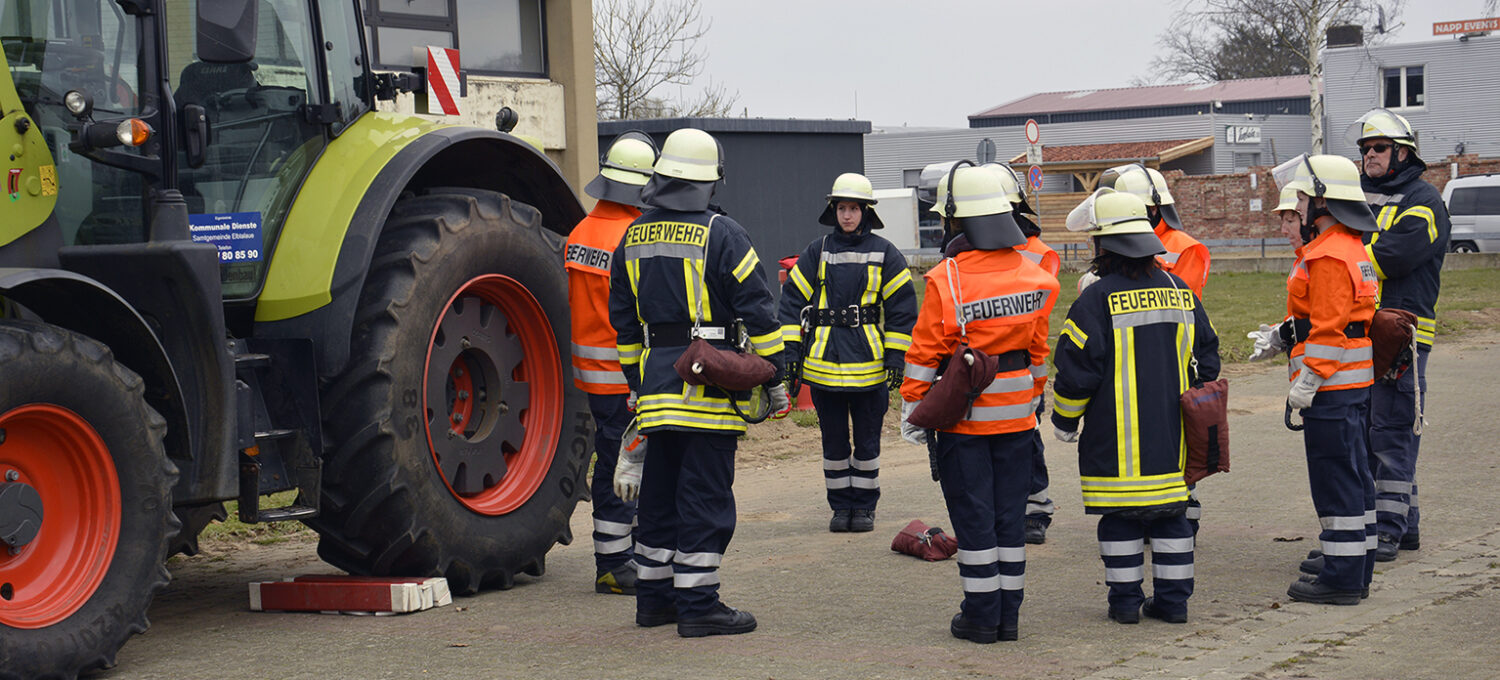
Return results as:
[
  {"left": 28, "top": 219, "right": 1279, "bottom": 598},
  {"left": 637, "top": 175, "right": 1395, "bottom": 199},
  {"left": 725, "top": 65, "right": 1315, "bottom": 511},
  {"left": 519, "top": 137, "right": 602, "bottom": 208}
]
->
[
  {"left": 167, "top": 502, "right": 227, "bottom": 558},
  {"left": 309, "top": 189, "right": 590, "bottom": 595},
  {"left": 0, "top": 321, "right": 177, "bottom": 680}
]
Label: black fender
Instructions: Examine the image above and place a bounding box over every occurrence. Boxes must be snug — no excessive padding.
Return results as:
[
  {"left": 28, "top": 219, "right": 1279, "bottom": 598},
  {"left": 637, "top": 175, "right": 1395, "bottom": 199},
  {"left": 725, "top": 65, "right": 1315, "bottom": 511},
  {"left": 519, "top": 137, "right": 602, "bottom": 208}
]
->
[
  {"left": 255, "top": 127, "right": 586, "bottom": 378},
  {"left": 0, "top": 267, "right": 188, "bottom": 470}
]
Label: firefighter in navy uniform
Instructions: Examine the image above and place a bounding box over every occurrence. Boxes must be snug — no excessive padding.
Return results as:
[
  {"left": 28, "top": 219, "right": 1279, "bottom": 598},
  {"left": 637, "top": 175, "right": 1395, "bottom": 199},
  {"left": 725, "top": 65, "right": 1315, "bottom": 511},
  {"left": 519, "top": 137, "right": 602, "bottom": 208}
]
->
[
  {"left": 1051, "top": 188, "right": 1220, "bottom": 625},
  {"left": 779, "top": 173, "right": 917, "bottom": 533},
  {"left": 1270, "top": 153, "right": 1380, "bottom": 605},
  {"left": 608, "top": 128, "right": 789, "bottom": 638},
  {"left": 984, "top": 163, "right": 1061, "bottom": 545},
  {"left": 566, "top": 132, "right": 658, "bottom": 595},
  {"left": 1351, "top": 109, "right": 1449, "bottom": 561},
  {"left": 898, "top": 164, "right": 1059, "bottom": 644}
]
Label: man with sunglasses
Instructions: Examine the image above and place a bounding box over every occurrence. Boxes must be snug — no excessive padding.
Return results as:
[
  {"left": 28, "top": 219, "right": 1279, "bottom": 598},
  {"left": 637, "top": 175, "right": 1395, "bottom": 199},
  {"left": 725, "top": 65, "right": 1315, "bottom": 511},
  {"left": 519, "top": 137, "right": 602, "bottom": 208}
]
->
[{"left": 1349, "top": 109, "right": 1449, "bottom": 565}]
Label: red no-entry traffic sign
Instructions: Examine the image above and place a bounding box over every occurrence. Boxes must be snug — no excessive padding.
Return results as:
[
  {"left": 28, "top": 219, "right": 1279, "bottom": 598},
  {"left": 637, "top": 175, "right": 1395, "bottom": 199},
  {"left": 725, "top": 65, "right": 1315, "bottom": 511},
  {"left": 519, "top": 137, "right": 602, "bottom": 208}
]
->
[{"left": 1025, "top": 119, "right": 1040, "bottom": 145}]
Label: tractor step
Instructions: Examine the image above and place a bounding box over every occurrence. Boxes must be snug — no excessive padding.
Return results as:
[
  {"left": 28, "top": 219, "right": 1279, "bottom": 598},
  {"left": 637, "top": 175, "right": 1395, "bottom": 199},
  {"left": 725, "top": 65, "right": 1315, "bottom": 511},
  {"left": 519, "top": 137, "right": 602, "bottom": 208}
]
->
[
  {"left": 254, "top": 504, "right": 319, "bottom": 522},
  {"left": 232, "top": 338, "right": 323, "bottom": 524}
]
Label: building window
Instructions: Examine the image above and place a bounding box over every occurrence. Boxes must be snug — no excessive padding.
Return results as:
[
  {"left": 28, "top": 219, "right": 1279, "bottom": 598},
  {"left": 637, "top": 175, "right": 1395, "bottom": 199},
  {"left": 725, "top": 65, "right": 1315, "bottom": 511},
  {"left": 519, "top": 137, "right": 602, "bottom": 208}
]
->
[
  {"left": 365, "top": 0, "right": 547, "bottom": 77},
  {"left": 1382, "top": 66, "right": 1424, "bottom": 109},
  {"left": 1233, "top": 152, "right": 1261, "bottom": 173}
]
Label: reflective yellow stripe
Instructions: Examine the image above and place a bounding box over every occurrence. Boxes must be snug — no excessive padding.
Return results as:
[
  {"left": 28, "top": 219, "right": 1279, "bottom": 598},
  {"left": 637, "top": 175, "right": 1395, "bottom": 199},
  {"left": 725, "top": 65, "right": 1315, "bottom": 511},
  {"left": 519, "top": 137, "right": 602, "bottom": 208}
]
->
[
  {"left": 732, "top": 249, "right": 760, "bottom": 282},
  {"left": 1053, "top": 393, "right": 1088, "bottom": 418},
  {"left": 1397, "top": 205, "right": 1438, "bottom": 242},
  {"left": 802, "top": 365, "right": 885, "bottom": 388},
  {"left": 788, "top": 265, "right": 813, "bottom": 299},
  {"left": 781, "top": 324, "right": 802, "bottom": 344},
  {"left": 803, "top": 356, "right": 882, "bottom": 372},
  {"left": 881, "top": 268, "right": 913, "bottom": 299},
  {"left": 1415, "top": 315, "right": 1436, "bottom": 345},
  {"left": 626, "top": 259, "right": 641, "bottom": 297},
  {"left": 749, "top": 331, "right": 784, "bottom": 356},
  {"left": 617, "top": 342, "right": 644, "bottom": 365},
  {"left": 884, "top": 331, "right": 912, "bottom": 352},
  {"left": 1364, "top": 243, "right": 1386, "bottom": 280},
  {"left": 1061, "top": 319, "right": 1088, "bottom": 348},
  {"left": 1113, "top": 327, "right": 1141, "bottom": 478},
  {"left": 1376, "top": 205, "right": 1399, "bottom": 232}
]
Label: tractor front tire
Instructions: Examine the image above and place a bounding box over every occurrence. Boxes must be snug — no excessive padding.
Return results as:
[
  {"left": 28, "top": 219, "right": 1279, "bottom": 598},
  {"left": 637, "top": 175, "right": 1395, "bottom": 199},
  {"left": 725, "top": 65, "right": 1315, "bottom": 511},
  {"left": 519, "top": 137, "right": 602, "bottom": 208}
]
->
[
  {"left": 310, "top": 189, "right": 591, "bottom": 594},
  {"left": 0, "top": 321, "right": 176, "bottom": 680}
]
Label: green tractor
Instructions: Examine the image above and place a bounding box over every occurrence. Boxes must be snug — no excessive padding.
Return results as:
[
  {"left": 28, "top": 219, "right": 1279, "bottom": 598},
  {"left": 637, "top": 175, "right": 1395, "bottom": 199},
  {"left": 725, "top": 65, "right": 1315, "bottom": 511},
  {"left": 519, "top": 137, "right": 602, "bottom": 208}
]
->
[{"left": 0, "top": 1, "right": 592, "bottom": 677}]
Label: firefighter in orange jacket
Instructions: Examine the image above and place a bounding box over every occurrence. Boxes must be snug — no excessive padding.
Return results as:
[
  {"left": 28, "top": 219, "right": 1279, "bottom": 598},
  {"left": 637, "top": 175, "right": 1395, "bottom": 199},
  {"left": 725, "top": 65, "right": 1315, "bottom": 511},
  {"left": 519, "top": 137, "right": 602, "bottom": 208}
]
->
[
  {"left": 1271, "top": 154, "right": 1380, "bottom": 606},
  {"left": 1103, "top": 164, "right": 1210, "bottom": 297},
  {"left": 984, "top": 163, "right": 1060, "bottom": 545},
  {"left": 565, "top": 132, "right": 659, "bottom": 595},
  {"left": 898, "top": 163, "right": 1059, "bottom": 644}
]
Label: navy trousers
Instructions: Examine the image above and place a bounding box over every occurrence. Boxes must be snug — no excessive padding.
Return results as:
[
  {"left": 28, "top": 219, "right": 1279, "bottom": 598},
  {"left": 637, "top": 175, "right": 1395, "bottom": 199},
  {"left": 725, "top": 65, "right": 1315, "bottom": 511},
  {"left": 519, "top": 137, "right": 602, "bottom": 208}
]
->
[
  {"left": 633, "top": 430, "right": 738, "bottom": 619},
  {"left": 1025, "top": 428, "right": 1055, "bottom": 526},
  {"left": 1302, "top": 387, "right": 1376, "bottom": 591},
  {"left": 935, "top": 430, "right": 1030, "bottom": 629},
  {"left": 810, "top": 387, "right": 887, "bottom": 511},
  {"left": 1369, "top": 347, "right": 1427, "bottom": 541},
  {"left": 1097, "top": 511, "right": 1195, "bottom": 616},
  {"left": 588, "top": 392, "right": 636, "bottom": 573}
]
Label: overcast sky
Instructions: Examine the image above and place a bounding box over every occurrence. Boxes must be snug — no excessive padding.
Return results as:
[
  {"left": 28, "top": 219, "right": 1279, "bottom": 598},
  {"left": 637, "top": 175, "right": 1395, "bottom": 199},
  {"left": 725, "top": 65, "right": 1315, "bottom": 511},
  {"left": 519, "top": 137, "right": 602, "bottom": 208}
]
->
[{"left": 683, "top": 0, "right": 1488, "bottom": 129}]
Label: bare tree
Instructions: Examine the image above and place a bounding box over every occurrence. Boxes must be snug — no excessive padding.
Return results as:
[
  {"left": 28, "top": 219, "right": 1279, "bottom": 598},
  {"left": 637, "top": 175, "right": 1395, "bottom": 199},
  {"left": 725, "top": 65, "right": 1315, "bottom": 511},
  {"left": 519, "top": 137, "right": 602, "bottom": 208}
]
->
[
  {"left": 1144, "top": 0, "right": 1405, "bottom": 151},
  {"left": 594, "top": 0, "right": 741, "bottom": 120}
]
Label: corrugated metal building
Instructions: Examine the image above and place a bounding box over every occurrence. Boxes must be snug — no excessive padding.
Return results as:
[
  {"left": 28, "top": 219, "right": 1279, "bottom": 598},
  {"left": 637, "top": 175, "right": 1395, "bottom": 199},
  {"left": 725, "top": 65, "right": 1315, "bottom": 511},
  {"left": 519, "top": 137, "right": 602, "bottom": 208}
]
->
[
  {"left": 1324, "top": 33, "right": 1500, "bottom": 160},
  {"left": 598, "top": 118, "right": 871, "bottom": 283},
  {"left": 864, "top": 76, "right": 1314, "bottom": 192}
]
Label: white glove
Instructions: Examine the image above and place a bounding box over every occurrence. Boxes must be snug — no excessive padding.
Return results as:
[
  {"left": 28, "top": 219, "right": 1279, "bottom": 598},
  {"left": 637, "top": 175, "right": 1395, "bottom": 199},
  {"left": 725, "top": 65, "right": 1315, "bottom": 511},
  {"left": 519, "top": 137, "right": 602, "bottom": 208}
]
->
[
  {"left": 613, "top": 427, "right": 646, "bottom": 502},
  {"left": 900, "top": 400, "right": 928, "bottom": 446},
  {"left": 1053, "top": 426, "right": 1079, "bottom": 443},
  {"left": 1246, "top": 323, "right": 1288, "bottom": 361},
  {"left": 625, "top": 391, "right": 637, "bottom": 412},
  {"left": 1077, "top": 271, "right": 1101, "bottom": 294},
  {"left": 767, "top": 383, "right": 791, "bottom": 420},
  {"left": 1287, "top": 369, "right": 1325, "bottom": 410}
]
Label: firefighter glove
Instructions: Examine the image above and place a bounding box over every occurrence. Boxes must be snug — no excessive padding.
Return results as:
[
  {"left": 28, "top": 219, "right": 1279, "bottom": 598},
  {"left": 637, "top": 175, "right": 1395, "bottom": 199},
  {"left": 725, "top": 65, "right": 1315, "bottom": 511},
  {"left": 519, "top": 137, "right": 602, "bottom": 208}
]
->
[
  {"left": 613, "top": 441, "right": 645, "bottom": 503},
  {"left": 1053, "top": 425, "right": 1079, "bottom": 443},
  {"left": 900, "top": 400, "right": 928, "bottom": 445},
  {"left": 767, "top": 383, "right": 791, "bottom": 420},
  {"left": 1077, "top": 271, "right": 1101, "bottom": 294},
  {"left": 1247, "top": 322, "right": 1287, "bottom": 361},
  {"left": 626, "top": 390, "right": 638, "bottom": 412},
  {"left": 886, "top": 365, "right": 904, "bottom": 391},
  {"left": 1287, "top": 369, "right": 1325, "bottom": 410}
]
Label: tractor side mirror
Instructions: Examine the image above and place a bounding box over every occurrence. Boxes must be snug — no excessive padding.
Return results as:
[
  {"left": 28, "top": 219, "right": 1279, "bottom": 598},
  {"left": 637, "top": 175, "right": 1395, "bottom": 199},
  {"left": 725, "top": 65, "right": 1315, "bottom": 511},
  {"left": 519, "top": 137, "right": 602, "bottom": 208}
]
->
[{"left": 197, "top": 0, "right": 259, "bottom": 63}]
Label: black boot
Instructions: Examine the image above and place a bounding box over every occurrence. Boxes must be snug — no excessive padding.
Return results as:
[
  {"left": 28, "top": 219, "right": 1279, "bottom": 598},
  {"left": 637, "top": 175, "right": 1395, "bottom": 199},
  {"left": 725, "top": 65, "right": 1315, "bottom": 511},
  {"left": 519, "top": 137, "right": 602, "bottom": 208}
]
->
[
  {"left": 1107, "top": 604, "right": 1140, "bottom": 624},
  {"left": 829, "top": 508, "right": 851, "bottom": 533},
  {"left": 1374, "top": 533, "right": 1399, "bottom": 562},
  {"left": 595, "top": 562, "right": 638, "bottom": 595},
  {"left": 636, "top": 604, "right": 677, "bottom": 627},
  {"left": 1287, "top": 577, "right": 1362, "bottom": 605},
  {"left": 1024, "top": 517, "right": 1047, "bottom": 545},
  {"left": 1399, "top": 532, "right": 1420, "bottom": 551},
  {"left": 998, "top": 622, "right": 1019, "bottom": 642},
  {"left": 849, "top": 508, "right": 875, "bottom": 533},
  {"left": 1300, "top": 554, "right": 1324, "bottom": 575},
  {"left": 1142, "top": 597, "right": 1187, "bottom": 624},
  {"left": 1300, "top": 573, "right": 1367, "bottom": 599},
  {"left": 677, "top": 602, "right": 757, "bottom": 638},
  {"left": 949, "top": 612, "right": 998, "bottom": 644}
]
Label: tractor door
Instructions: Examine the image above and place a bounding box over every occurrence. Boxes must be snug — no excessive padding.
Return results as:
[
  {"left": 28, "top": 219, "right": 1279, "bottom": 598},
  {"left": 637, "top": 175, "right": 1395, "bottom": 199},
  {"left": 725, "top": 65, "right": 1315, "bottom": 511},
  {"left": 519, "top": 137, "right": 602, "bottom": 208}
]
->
[{"left": 165, "top": 0, "right": 328, "bottom": 299}]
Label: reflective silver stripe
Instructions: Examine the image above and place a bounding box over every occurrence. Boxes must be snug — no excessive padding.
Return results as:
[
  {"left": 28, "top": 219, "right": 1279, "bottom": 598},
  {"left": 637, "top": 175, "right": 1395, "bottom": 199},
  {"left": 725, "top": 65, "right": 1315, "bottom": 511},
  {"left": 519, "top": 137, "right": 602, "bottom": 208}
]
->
[
  {"left": 638, "top": 565, "right": 674, "bottom": 580},
  {"left": 1320, "top": 539, "right": 1368, "bottom": 557},
  {"left": 1319, "top": 515, "right": 1366, "bottom": 531},
  {"left": 1185, "top": 505, "right": 1202, "bottom": 520},
  {"left": 572, "top": 343, "right": 620, "bottom": 361},
  {"left": 573, "top": 368, "right": 628, "bottom": 385},
  {"left": 1083, "top": 475, "right": 1185, "bottom": 488},
  {"left": 675, "top": 571, "right": 720, "bottom": 588},
  {"left": 996, "top": 546, "right": 1026, "bottom": 562},
  {"left": 969, "top": 402, "right": 1042, "bottom": 422},
  {"left": 954, "top": 188, "right": 1006, "bottom": 203},
  {"left": 674, "top": 551, "right": 722, "bottom": 568},
  {"left": 625, "top": 241, "right": 703, "bottom": 261},
  {"left": 825, "top": 477, "right": 851, "bottom": 490},
  {"left": 1366, "top": 535, "right": 1378, "bottom": 549},
  {"left": 1159, "top": 252, "right": 1181, "bottom": 264},
  {"left": 1019, "top": 249, "right": 1043, "bottom": 264},
  {"left": 1302, "top": 342, "right": 1346, "bottom": 361},
  {"left": 957, "top": 547, "right": 999, "bottom": 565},
  {"left": 962, "top": 575, "right": 1001, "bottom": 593},
  {"left": 823, "top": 458, "right": 850, "bottom": 471},
  {"left": 594, "top": 519, "right": 633, "bottom": 536},
  {"left": 1365, "top": 510, "right": 1378, "bottom": 524},
  {"left": 751, "top": 335, "right": 782, "bottom": 353},
  {"left": 850, "top": 476, "right": 880, "bottom": 490},
  {"left": 1150, "top": 537, "right": 1194, "bottom": 553},
  {"left": 822, "top": 250, "right": 885, "bottom": 265},
  {"left": 1030, "top": 364, "right": 1048, "bottom": 379},
  {"left": 1153, "top": 563, "right": 1195, "bottom": 580},
  {"left": 1376, "top": 480, "right": 1413, "bottom": 494},
  {"left": 905, "top": 363, "right": 937, "bottom": 382},
  {"left": 983, "top": 375, "right": 1037, "bottom": 394},
  {"left": 595, "top": 536, "right": 633, "bottom": 554},
  {"left": 850, "top": 457, "right": 879, "bottom": 472},
  {"left": 998, "top": 574, "right": 1025, "bottom": 591},
  {"left": 1376, "top": 499, "right": 1410, "bottom": 515},
  {"left": 1324, "top": 366, "right": 1374, "bottom": 386},
  {"left": 1027, "top": 488, "right": 1049, "bottom": 503},
  {"left": 1105, "top": 566, "right": 1145, "bottom": 582},
  {"left": 659, "top": 151, "right": 716, "bottom": 166},
  {"left": 636, "top": 544, "right": 675, "bottom": 563},
  {"left": 617, "top": 345, "right": 643, "bottom": 361},
  {"left": 1100, "top": 539, "right": 1144, "bottom": 556},
  {"left": 1112, "top": 308, "right": 1191, "bottom": 329}
]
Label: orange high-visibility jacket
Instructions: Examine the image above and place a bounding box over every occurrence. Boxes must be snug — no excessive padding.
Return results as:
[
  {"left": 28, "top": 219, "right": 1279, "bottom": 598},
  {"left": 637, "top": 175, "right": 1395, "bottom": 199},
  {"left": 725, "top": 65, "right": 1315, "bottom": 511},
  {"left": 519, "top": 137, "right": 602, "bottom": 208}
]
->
[
  {"left": 1286, "top": 224, "right": 1377, "bottom": 392},
  {"left": 900, "top": 248, "right": 1058, "bottom": 435},
  {"left": 1155, "top": 221, "right": 1210, "bottom": 298},
  {"left": 1018, "top": 235, "right": 1061, "bottom": 278},
  {"left": 565, "top": 201, "right": 640, "bottom": 394}
]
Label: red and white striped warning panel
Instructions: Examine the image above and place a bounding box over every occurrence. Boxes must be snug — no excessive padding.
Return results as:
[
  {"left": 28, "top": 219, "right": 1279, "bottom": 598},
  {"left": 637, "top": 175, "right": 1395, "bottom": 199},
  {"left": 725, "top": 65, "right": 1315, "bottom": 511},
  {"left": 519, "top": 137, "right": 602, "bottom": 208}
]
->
[
  {"left": 249, "top": 576, "right": 451, "bottom": 614},
  {"left": 425, "top": 46, "right": 461, "bottom": 116}
]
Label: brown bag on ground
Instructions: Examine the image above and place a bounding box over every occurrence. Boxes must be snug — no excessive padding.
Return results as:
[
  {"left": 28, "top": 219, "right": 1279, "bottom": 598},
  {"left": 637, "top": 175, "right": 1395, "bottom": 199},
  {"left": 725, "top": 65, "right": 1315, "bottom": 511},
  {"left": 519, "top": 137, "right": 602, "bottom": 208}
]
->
[
  {"left": 1370, "top": 307, "right": 1418, "bottom": 380},
  {"left": 890, "top": 519, "right": 959, "bottom": 561},
  {"left": 673, "top": 338, "right": 776, "bottom": 392},
  {"left": 907, "top": 345, "right": 999, "bottom": 430},
  {"left": 1181, "top": 378, "right": 1230, "bottom": 485}
]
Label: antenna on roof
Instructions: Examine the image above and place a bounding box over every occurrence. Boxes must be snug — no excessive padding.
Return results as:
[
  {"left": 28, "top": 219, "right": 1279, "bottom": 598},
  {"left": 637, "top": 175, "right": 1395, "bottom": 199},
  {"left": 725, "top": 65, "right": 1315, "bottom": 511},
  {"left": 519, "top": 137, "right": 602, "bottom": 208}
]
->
[{"left": 1375, "top": 5, "right": 1386, "bottom": 34}]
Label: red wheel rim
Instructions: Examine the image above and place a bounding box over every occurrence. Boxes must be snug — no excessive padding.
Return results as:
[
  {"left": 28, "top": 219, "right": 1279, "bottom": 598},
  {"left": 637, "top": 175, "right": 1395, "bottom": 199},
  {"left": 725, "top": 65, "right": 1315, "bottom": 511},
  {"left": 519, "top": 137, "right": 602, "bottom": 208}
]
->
[
  {"left": 0, "top": 404, "right": 120, "bottom": 629},
  {"left": 423, "top": 275, "right": 563, "bottom": 515}
]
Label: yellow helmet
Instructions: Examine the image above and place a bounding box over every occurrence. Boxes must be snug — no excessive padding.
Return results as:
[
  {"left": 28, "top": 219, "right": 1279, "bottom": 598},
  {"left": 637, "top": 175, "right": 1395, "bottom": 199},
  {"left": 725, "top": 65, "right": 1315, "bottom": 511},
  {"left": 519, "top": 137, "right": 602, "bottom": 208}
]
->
[
  {"left": 653, "top": 128, "right": 723, "bottom": 182},
  {"left": 1101, "top": 163, "right": 1182, "bottom": 230},
  {"left": 930, "top": 162, "right": 1024, "bottom": 250},
  {"left": 819, "top": 173, "right": 884, "bottom": 229},
  {"left": 1274, "top": 186, "right": 1300, "bottom": 213},
  {"left": 600, "top": 133, "right": 657, "bottom": 186},
  {"left": 1348, "top": 107, "right": 1418, "bottom": 155},
  {"left": 980, "top": 163, "right": 1026, "bottom": 204},
  {"left": 1271, "top": 153, "right": 1377, "bottom": 232},
  {"left": 1066, "top": 188, "right": 1164, "bottom": 258}
]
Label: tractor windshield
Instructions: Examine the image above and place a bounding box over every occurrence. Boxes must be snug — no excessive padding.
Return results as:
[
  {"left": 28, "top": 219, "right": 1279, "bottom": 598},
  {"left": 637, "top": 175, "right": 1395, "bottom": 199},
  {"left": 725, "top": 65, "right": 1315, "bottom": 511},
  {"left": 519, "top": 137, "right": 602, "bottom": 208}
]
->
[{"left": 2, "top": 0, "right": 147, "bottom": 245}]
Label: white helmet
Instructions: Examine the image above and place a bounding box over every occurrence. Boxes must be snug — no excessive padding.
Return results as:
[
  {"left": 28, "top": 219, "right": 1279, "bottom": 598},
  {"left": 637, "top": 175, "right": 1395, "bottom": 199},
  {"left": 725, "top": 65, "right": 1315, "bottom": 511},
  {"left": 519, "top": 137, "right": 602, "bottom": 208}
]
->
[
  {"left": 1274, "top": 186, "right": 1300, "bottom": 213},
  {"left": 1346, "top": 108, "right": 1419, "bottom": 159},
  {"left": 818, "top": 173, "right": 884, "bottom": 229},
  {"left": 1101, "top": 163, "right": 1182, "bottom": 230},
  {"left": 930, "top": 161, "right": 1025, "bottom": 250},
  {"left": 652, "top": 128, "right": 723, "bottom": 182},
  {"left": 1066, "top": 188, "right": 1165, "bottom": 258},
  {"left": 584, "top": 131, "right": 658, "bottom": 207},
  {"left": 1271, "top": 153, "right": 1377, "bottom": 232}
]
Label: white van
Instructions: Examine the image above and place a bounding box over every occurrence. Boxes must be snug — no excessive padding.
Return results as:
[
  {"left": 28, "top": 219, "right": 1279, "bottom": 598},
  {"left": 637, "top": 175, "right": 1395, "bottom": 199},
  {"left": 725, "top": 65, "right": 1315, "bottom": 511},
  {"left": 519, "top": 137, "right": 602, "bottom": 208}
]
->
[{"left": 1443, "top": 174, "right": 1500, "bottom": 253}]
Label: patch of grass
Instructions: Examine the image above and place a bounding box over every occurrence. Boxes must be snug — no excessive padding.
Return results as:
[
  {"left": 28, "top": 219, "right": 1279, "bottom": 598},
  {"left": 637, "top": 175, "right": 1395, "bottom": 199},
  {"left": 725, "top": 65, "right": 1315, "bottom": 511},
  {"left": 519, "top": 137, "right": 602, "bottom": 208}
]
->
[
  {"left": 789, "top": 409, "right": 819, "bottom": 428},
  {"left": 196, "top": 491, "right": 316, "bottom": 546}
]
